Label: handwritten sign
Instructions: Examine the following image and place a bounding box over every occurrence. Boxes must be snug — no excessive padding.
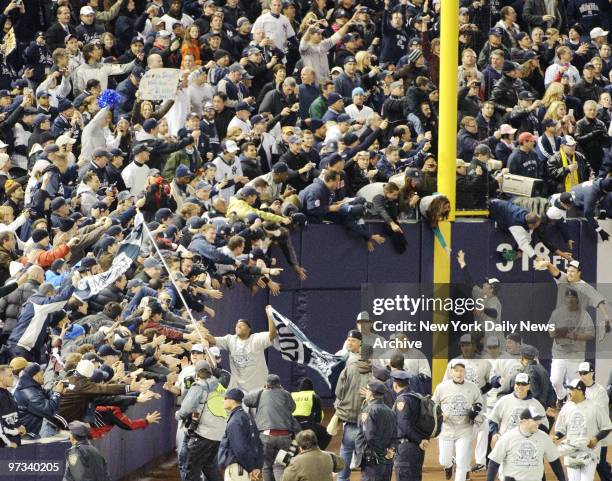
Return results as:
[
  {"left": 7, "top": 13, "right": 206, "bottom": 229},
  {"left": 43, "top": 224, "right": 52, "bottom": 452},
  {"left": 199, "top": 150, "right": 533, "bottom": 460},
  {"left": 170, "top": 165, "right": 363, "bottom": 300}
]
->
[{"left": 139, "top": 68, "right": 180, "bottom": 101}]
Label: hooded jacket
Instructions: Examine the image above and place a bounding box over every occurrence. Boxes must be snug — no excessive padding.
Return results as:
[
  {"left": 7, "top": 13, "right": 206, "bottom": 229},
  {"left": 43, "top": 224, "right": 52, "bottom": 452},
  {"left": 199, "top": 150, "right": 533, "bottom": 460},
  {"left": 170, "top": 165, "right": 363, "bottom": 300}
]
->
[
  {"left": 0, "top": 279, "right": 40, "bottom": 334},
  {"left": 334, "top": 359, "right": 372, "bottom": 423}
]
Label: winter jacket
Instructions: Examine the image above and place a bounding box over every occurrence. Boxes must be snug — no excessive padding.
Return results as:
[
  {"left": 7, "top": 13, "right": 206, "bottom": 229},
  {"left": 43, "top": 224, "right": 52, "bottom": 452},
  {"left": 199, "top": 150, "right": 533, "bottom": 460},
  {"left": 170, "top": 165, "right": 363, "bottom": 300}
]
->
[
  {"left": 13, "top": 374, "right": 61, "bottom": 437},
  {"left": 281, "top": 447, "right": 345, "bottom": 481},
  {"left": 7, "top": 283, "right": 74, "bottom": 354},
  {"left": 0, "top": 280, "right": 40, "bottom": 334},
  {"left": 57, "top": 374, "right": 130, "bottom": 423},
  {"left": 523, "top": 0, "right": 566, "bottom": 32},
  {"left": 575, "top": 116, "right": 611, "bottom": 175},
  {"left": 217, "top": 406, "right": 264, "bottom": 472},
  {"left": 334, "top": 359, "right": 372, "bottom": 423},
  {"left": 90, "top": 403, "right": 148, "bottom": 440},
  {"left": 89, "top": 285, "right": 124, "bottom": 314},
  {"left": 162, "top": 148, "right": 203, "bottom": 182},
  {"left": 0, "top": 245, "right": 18, "bottom": 285},
  {"left": 507, "top": 148, "right": 545, "bottom": 179},
  {"left": 133, "top": 135, "right": 194, "bottom": 172}
]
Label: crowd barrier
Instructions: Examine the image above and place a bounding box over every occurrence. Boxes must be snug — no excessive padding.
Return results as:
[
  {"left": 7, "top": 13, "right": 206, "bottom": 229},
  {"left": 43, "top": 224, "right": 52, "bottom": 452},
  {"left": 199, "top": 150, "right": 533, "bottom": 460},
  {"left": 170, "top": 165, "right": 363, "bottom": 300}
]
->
[{"left": 0, "top": 219, "right": 607, "bottom": 478}]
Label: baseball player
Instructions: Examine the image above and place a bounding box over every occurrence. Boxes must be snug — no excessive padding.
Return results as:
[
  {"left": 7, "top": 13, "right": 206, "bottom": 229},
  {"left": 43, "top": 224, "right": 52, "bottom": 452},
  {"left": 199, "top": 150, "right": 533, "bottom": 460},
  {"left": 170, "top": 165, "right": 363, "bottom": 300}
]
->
[
  {"left": 578, "top": 362, "right": 612, "bottom": 481},
  {"left": 433, "top": 359, "right": 484, "bottom": 481},
  {"left": 444, "top": 335, "right": 491, "bottom": 472},
  {"left": 487, "top": 407, "right": 566, "bottom": 481},
  {"left": 547, "top": 288, "right": 595, "bottom": 406},
  {"left": 489, "top": 373, "right": 549, "bottom": 444},
  {"left": 542, "top": 259, "right": 611, "bottom": 342},
  {"left": 554, "top": 379, "right": 612, "bottom": 481}
]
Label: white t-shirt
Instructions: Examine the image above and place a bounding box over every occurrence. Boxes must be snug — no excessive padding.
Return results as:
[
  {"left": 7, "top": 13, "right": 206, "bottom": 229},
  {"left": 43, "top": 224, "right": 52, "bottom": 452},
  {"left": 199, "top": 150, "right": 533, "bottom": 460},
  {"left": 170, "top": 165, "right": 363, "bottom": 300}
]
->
[{"left": 215, "top": 332, "right": 272, "bottom": 392}]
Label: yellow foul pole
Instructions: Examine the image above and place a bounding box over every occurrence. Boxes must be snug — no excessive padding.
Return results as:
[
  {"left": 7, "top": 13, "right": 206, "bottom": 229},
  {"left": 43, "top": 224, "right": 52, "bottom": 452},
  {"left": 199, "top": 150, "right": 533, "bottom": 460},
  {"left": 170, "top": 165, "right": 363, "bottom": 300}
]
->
[{"left": 431, "top": 0, "right": 459, "bottom": 390}]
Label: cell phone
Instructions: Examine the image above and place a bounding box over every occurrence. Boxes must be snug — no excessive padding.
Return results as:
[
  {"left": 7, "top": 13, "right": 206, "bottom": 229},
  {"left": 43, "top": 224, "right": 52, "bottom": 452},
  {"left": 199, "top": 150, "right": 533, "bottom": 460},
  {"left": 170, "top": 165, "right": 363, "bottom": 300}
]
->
[{"left": 568, "top": 109, "right": 574, "bottom": 117}]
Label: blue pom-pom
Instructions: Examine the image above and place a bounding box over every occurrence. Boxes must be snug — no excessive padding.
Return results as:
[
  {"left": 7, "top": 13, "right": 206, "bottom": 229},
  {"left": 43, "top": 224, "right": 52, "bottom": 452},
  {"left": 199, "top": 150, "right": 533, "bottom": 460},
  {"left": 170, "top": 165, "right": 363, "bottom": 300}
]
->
[{"left": 98, "top": 89, "right": 121, "bottom": 109}]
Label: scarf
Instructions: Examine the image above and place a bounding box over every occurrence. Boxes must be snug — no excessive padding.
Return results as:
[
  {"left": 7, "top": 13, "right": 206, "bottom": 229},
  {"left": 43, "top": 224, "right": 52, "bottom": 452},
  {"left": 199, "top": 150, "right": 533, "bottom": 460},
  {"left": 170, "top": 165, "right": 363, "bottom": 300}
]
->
[{"left": 560, "top": 147, "right": 579, "bottom": 191}]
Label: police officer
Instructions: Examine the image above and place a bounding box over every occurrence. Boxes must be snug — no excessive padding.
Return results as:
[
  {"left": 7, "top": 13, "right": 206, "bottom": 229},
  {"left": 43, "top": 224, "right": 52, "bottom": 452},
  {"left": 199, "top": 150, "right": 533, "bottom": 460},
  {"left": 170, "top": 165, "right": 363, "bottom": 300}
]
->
[
  {"left": 62, "top": 421, "right": 111, "bottom": 481},
  {"left": 354, "top": 379, "right": 396, "bottom": 481},
  {"left": 175, "top": 360, "right": 227, "bottom": 481},
  {"left": 579, "top": 362, "right": 612, "bottom": 481},
  {"left": 391, "top": 369, "right": 429, "bottom": 481},
  {"left": 487, "top": 407, "right": 566, "bottom": 481}
]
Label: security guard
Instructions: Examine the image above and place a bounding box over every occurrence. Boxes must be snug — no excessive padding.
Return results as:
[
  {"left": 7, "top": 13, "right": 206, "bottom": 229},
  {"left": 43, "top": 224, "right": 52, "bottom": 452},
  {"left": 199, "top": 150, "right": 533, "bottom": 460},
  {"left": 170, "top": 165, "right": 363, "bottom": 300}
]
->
[
  {"left": 487, "top": 407, "right": 566, "bottom": 481},
  {"left": 391, "top": 369, "right": 429, "bottom": 481},
  {"left": 354, "top": 379, "right": 397, "bottom": 481},
  {"left": 291, "top": 377, "right": 331, "bottom": 449},
  {"left": 62, "top": 421, "right": 111, "bottom": 481}
]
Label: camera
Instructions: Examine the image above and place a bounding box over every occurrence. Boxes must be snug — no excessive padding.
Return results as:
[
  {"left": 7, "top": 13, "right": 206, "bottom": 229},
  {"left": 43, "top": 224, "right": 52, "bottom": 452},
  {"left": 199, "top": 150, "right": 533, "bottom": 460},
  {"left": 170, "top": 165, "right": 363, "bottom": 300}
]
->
[{"left": 274, "top": 440, "right": 299, "bottom": 466}]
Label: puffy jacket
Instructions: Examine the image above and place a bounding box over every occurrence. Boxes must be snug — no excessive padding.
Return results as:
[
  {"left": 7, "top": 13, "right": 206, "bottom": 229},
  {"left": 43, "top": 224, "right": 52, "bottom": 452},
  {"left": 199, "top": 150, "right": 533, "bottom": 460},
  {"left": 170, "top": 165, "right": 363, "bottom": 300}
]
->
[
  {"left": 0, "top": 280, "right": 40, "bottom": 334},
  {"left": 334, "top": 360, "right": 372, "bottom": 423},
  {"left": 13, "top": 374, "right": 61, "bottom": 437},
  {"left": 89, "top": 285, "right": 125, "bottom": 314}
]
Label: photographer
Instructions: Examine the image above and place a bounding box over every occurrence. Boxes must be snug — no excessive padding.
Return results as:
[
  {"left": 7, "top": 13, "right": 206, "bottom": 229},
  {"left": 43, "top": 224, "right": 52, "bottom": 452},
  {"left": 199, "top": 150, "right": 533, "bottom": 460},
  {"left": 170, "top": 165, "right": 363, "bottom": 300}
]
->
[
  {"left": 175, "top": 360, "right": 227, "bottom": 481},
  {"left": 281, "top": 430, "right": 344, "bottom": 481}
]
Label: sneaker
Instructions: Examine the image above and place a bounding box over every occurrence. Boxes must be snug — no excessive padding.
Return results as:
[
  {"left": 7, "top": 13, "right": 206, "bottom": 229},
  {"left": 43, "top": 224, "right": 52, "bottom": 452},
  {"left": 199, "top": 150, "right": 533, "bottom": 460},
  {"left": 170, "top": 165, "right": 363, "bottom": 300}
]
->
[
  {"left": 471, "top": 464, "right": 486, "bottom": 472},
  {"left": 445, "top": 467, "right": 453, "bottom": 480}
]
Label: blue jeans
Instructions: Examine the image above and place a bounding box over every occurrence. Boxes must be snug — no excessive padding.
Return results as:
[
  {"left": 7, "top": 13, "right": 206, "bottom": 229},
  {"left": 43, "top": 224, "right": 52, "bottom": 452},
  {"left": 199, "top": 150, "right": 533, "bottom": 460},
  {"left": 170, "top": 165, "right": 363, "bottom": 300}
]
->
[{"left": 338, "top": 422, "right": 359, "bottom": 481}]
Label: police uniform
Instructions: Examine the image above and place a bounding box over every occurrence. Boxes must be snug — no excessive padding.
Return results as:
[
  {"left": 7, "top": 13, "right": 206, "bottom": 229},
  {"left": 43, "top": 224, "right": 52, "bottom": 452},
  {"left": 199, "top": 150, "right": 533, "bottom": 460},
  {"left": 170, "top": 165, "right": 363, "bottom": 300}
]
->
[
  {"left": 62, "top": 421, "right": 111, "bottom": 481},
  {"left": 391, "top": 370, "right": 427, "bottom": 481},
  {"left": 355, "top": 380, "right": 397, "bottom": 481}
]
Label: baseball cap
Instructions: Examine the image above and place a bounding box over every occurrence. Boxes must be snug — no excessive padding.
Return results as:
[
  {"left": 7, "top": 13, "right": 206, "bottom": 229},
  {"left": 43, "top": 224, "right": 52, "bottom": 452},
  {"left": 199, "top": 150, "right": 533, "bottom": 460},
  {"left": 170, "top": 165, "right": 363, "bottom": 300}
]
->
[
  {"left": 568, "top": 260, "right": 581, "bottom": 270},
  {"left": 450, "top": 359, "right": 465, "bottom": 368},
  {"left": 191, "top": 343, "right": 205, "bottom": 353},
  {"left": 367, "top": 379, "right": 386, "bottom": 396},
  {"left": 194, "top": 360, "right": 212, "bottom": 373},
  {"left": 143, "top": 118, "right": 159, "bottom": 132},
  {"left": 222, "top": 139, "right": 240, "bottom": 153},
  {"left": 502, "top": 61, "right": 519, "bottom": 73},
  {"left": 347, "top": 329, "right": 362, "bottom": 341},
  {"left": 567, "top": 378, "right": 586, "bottom": 392},
  {"left": 176, "top": 164, "right": 194, "bottom": 178},
  {"left": 515, "top": 373, "right": 530, "bottom": 384},
  {"left": 80, "top": 6, "right": 95, "bottom": 15},
  {"left": 390, "top": 369, "right": 410, "bottom": 380},
  {"left": 590, "top": 27, "right": 609, "bottom": 39},
  {"left": 578, "top": 361, "right": 594, "bottom": 374},
  {"left": 272, "top": 162, "right": 289, "bottom": 173},
  {"left": 459, "top": 334, "right": 473, "bottom": 344},
  {"left": 489, "top": 27, "right": 503, "bottom": 36},
  {"left": 561, "top": 135, "right": 577, "bottom": 146},
  {"left": 499, "top": 124, "right": 517, "bottom": 135},
  {"left": 343, "top": 56, "right": 356, "bottom": 65},
  {"left": 326, "top": 92, "right": 343, "bottom": 106},
  {"left": 235, "top": 101, "right": 250, "bottom": 112},
  {"left": 518, "top": 91, "right": 536, "bottom": 101},
  {"left": 520, "top": 406, "right": 544, "bottom": 421},
  {"left": 518, "top": 132, "right": 537, "bottom": 144},
  {"left": 356, "top": 311, "right": 371, "bottom": 322},
  {"left": 225, "top": 388, "right": 244, "bottom": 402},
  {"left": 520, "top": 344, "right": 538, "bottom": 360}
]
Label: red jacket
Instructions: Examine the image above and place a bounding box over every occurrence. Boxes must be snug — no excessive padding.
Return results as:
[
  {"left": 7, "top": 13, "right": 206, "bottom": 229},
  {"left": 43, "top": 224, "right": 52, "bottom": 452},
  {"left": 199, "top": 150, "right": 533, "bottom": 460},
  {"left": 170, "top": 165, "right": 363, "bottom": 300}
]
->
[{"left": 90, "top": 405, "right": 148, "bottom": 439}]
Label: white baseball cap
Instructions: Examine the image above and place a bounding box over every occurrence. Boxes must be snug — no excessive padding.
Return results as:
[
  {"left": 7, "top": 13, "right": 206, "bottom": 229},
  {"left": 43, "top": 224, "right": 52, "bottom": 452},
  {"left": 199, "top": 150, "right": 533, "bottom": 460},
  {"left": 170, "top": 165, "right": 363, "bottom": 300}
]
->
[
  {"left": 56, "top": 134, "right": 76, "bottom": 146},
  {"left": 450, "top": 359, "right": 466, "bottom": 368},
  {"left": 515, "top": 373, "right": 529, "bottom": 384},
  {"left": 80, "top": 6, "right": 95, "bottom": 15},
  {"left": 590, "top": 27, "right": 609, "bottom": 39},
  {"left": 223, "top": 140, "right": 240, "bottom": 153},
  {"left": 76, "top": 359, "right": 95, "bottom": 378},
  {"left": 191, "top": 343, "right": 205, "bottom": 353},
  {"left": 209, "top": 346, "right": 221, "bottom": 358},
  {"left": 578, "top": 361, "right": 594, "bottom": 373}
]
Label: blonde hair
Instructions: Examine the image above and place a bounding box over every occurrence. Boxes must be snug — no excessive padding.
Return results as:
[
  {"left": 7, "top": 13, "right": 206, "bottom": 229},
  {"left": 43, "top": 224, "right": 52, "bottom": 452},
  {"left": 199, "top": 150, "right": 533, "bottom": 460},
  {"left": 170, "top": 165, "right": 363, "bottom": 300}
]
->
[
  {"left": 0, "top": 205, "right": 13, "bottom": 223},
  {"left": 542, "top": 82, "right": 564, "bottom": 107},
  {"left": 355, "top": 51, "right": 371, "bottom": 72},
  {"left": 299, "top": 12, "right": 318, "bottom": 34},
  {"left": 544, "top": 100, "right": 566, "bottom": 121}
]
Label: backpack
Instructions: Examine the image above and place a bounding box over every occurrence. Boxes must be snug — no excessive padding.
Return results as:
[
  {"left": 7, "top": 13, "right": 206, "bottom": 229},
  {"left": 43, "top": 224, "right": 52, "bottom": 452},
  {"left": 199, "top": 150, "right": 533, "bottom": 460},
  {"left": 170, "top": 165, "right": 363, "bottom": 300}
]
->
[{"left": 406, "top": 392, "right": 443, "bottom": 438}]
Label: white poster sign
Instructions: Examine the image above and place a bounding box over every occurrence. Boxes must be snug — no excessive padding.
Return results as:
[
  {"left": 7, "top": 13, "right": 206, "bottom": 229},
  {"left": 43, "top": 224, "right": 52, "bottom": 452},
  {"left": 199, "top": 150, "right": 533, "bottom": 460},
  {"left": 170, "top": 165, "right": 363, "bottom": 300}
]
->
[{"left": 139, "top": 68, "right": 180, "bottom": 101}]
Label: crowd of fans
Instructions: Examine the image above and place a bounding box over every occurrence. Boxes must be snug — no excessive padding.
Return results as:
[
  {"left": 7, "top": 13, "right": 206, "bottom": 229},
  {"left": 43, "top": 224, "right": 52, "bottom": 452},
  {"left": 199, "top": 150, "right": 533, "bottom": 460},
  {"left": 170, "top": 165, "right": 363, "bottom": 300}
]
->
[{"left": 0, "top": 0, "right": 611, "bottom": 479}]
